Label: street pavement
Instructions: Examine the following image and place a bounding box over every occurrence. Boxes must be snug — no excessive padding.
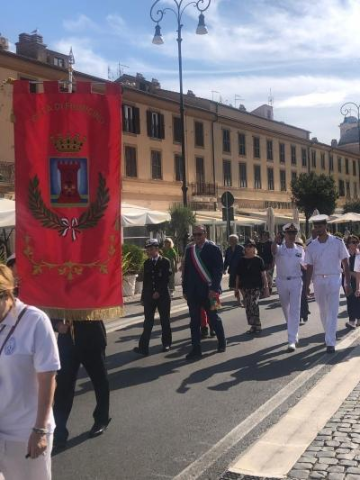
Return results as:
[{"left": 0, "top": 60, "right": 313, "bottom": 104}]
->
[{"left": 51, "top": 287, "right": 359, "bottom": 480}]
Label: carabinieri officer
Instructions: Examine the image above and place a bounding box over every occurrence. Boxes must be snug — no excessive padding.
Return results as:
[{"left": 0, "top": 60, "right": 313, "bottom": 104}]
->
[
  {"left": 305, "top": 214, "right": 351, "bottom": 353},
  {"left": 272, "top": 223, "right": 305, "bottom": 352},
  {"left": 133, "top": 239, "right": 172, "bottom": 355}
]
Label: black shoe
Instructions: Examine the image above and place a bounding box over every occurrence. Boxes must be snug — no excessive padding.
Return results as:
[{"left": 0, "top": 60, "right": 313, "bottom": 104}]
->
[
  {"left": 89, "top": 418, "right": 111, "bottom": 438},
  {"left": 53, "top": 436, "right": 67, "bottom": 451},
  {"left": 246, "top": 327, "right": 256, "bottom": 335},
  {"left": 186, "top": 349, "right": 202, "bottom": 361},
  {"left": 201, "top": 326, "right": 209, "bottom": 338},
  {"left": 217, "top": 342, "right": 227, "bottom": 353},
  {"left": 326, "top": 346, "right": 335, "bottom": 354},
  {"left": 162, "top": 345, "right": 170, "bottom": 352},
  {"left": 133, "top": 347, "right": 149, "bottom": 356},
  {"left": 210, "top": 329, "right": 216, "bottom": 337},
  {"left": 254, "top": 328, "right": 262, "bottom": 335}
]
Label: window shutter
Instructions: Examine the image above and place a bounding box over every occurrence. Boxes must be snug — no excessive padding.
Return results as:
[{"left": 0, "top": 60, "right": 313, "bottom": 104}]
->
[
  {"left": 146, "top": 110, "right": 152, "bottom": 137},
  {"left": 134, "top": 107, "right": 140, "bottom": 134},
  {"left": 159, "top": 113, "right": 165, "bottom": 139},
  {"left": 122, "top": 106, "right": 126, "bottom": 132}
]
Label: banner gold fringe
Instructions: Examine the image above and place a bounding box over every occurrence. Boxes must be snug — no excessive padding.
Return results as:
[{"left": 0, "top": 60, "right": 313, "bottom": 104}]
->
[{"left": 40, "top": 305, "right": 124, "bottom": 322}]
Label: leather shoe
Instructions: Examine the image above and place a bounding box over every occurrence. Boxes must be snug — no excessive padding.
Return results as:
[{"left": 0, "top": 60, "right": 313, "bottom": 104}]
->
[
  {"left": 217, "top": 341, "right": 227, "bottom": 353},
  {"left": 186, "top": 349, "right": 202, "bottom": 361},
  {"left": 133, "top": 347, "right": 149, "bottom": 356},
  {"left": 162, "top": 345, "right": 170, "bottom": 352},
  {"left": 89, "top": 418, "right": 111, "bottom": 438},
  {"left": 326, "top": 346, "right": 335, "bottom": 354}
]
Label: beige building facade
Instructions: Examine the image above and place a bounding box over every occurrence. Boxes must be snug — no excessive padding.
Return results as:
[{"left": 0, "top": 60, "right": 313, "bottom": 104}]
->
[{"left": 1, "top": 32, "right": 359, "bottom": 216}]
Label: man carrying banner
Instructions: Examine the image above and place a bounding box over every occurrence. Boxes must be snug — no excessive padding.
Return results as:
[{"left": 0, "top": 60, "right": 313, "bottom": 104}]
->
[{"left": 182, "top": 225, "right": 226, "bottom": 360}]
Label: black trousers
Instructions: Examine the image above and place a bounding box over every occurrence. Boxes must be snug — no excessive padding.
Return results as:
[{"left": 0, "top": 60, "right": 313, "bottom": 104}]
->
[
  {"left": 54, "top": 330, "right": 110, "bottom": 440},
  {"left": 139, "top": 296, "right": 172, "bottom": 351}
]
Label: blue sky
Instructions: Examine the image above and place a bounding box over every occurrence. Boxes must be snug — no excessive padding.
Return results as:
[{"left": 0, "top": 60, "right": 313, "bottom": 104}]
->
[{"left": 3, "top": 0, "right": 360, "bottom": 144}]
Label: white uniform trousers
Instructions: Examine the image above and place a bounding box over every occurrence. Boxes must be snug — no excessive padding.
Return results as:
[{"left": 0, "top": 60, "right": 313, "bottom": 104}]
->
[
  {"left": 313, "top": 275, "right": 341, "bottom": 347},
  {"left": 276, "top": 277, "right": 302, "bottom": 344},
  {"left": 0, "top": 435, "right": 53, "bottom": 480}
]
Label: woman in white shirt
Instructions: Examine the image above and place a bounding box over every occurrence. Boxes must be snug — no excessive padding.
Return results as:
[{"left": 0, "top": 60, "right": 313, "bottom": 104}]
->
[{"left": 0, "top": 264, "right": 60, "bottom": 480}]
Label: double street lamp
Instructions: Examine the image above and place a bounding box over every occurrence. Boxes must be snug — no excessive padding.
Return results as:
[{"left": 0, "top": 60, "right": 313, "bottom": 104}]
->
[
  {"left": 150, "top": 0, "right": 211, "bottom": 207},
  {"left": 340, "top": 102, "right": 360, "bottom": 155}
]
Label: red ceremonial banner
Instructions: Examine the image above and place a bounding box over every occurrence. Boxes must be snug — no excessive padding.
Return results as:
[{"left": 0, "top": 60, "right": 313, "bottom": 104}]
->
[{"left": 13, "top": 80, "right": 123, "bottom": 320}]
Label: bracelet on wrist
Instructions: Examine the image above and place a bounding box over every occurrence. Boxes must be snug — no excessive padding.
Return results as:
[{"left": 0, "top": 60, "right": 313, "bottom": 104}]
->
[{"left": 32, "top": 427, "right": 47, "bottom": 435}]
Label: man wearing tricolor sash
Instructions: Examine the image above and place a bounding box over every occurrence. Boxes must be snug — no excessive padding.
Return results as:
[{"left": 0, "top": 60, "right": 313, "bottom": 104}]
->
[{"left": 182, "top": 225, "right": 226, "bottom": 360}]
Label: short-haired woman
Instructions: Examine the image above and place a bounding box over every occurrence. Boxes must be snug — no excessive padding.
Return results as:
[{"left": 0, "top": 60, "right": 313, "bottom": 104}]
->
[{"left": 0, "top": 264, "right": 60, "bottom": 480}]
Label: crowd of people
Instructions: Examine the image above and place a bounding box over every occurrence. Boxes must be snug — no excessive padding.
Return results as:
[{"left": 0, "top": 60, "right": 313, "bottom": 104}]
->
[{"left": 1, "top": 215, "right": 359, "bottom": 480}]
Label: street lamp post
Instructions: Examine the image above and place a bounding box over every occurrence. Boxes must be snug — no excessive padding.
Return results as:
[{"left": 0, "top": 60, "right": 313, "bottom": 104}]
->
[
  {"left": 340, "top": 102, "right": 360, "bottom": 155},
  {"left": 150, "top": 0, "right": 211, "bottom": 207}
]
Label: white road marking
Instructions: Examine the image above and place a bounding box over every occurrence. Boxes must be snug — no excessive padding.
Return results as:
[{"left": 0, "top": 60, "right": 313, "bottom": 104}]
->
[{"left": 173, "top": 327, "right": 360, "bottom": 480}]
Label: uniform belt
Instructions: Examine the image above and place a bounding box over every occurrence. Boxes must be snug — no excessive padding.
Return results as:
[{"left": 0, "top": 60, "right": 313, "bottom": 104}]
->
[
  {"left": 278, "top": 276, "right": 302, "bottom": 280},
  {"left": 315, "top": 274, "right": 340, "bottom": 278}
]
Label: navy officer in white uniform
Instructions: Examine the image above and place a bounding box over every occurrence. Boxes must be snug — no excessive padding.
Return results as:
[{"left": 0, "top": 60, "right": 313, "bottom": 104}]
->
[
  {"left": 272, "top": 223, "right": 305, "bottom": 352},
  {"left": 305, "top": 215, "right": 351, "bottom": 353}
]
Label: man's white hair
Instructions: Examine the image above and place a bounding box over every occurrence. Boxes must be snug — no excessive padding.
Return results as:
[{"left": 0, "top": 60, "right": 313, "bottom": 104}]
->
[{"left": 229, "top": 234, "right": 239, "bottom": 241}]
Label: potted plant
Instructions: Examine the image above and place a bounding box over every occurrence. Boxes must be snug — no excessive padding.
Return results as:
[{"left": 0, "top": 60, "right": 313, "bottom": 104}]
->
[{"left": 122, "top": 244, "right": 146, "bottom": 297}]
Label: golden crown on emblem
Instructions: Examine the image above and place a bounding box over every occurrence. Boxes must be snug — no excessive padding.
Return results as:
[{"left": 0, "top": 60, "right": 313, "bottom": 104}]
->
[{"left": 51, "top": 133, "right": 86, "bottom": 153}]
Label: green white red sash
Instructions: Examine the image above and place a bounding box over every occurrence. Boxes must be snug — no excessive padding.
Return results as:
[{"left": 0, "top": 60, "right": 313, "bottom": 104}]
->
[{"left": 190, "top": 244, "right": 212, "bottom": 286}]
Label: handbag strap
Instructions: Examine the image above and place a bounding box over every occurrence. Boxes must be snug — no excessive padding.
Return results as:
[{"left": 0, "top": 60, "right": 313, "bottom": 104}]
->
[{"left": 0, "top": 306, "right": 28, "bottom": 356}]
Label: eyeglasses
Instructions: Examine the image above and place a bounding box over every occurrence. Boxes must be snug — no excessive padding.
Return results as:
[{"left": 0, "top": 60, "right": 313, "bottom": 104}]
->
[
  {"left": 348, "top": 241, "right": 359, "bottom": 245},
  {"left": 193, "top": 232, "right": 204, "bottom": 237}
]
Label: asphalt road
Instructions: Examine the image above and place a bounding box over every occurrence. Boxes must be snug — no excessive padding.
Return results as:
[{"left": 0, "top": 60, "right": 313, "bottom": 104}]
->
[{"left": 52, "top": 292, "right": 353, "bottom": 480}]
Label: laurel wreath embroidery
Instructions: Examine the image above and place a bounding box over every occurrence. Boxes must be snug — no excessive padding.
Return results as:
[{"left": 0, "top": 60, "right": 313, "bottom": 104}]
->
[
  {"left": 28, "top": 173, "right": 110, "bottom": 240},
  {"left": 23, "top": 235, "right": 117, "bottom": 280}
]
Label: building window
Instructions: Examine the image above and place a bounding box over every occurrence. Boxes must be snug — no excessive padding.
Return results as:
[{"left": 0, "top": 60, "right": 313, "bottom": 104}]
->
[
  {"left": 353, "top": 160, "right": 357, "bottom": 177},
  {"left": 20, "top": 76, "right": 37, "bottom": 93},
  {"left": 223, "top": 160, "right": 232, "bottom": 186},
  {"left": 267, "top": 167, "right": 274, "bottom": 190},
  {"left": 174, "top": 154, "right": 183, "bottom": 181},
  {"left": 329, "top": 154, "right": 334, "bottom": 171},
  {"left": 124, "top": 146, "right": 137, "bottom": 178},
  {"left": 345, "top": 158, "right": 349, "bottom": 175},
  {"left": 338, "top": 179, "right": 345, "bottom": 197},
  {"left": 54, "top": 57, "right": 65, "bottom": 68},
  {"left": 337, "top": 157, "right": 342, "bottom": 173},
  {"left": 267, "top": 140, "right": 273, "bottom": 161},
  {"left": 123, "top": 105, "right": 140, "bottom": 134},
  {"left": 253, "top": 137, "right": 260, "bottom": 158},
  {"left": 291, "top": 146, "right": 297, "bottom": 165},
  {"left": 222, "top": 129, "right": 231, "bottom": 153},
  {"left": 291, "top": 171, "right": 297, "bottom": 182},
  {"left": 321, "top": 153, "right": 325, "bottom": 170},
  {"left": 280, "top": 170, "right": 286, "bottom": 191},
  {"left": 239, "top": 162, "right": 247, "bottom": 188},
  {"left": 346, "top": 181, "right": 351, "bottom": 198},
  {"left": 301, "top": 148, "right": 307, "bottom": 167},
  {"left": 196, "top": 156, "right": 205, "bottom": 184},
  {"left": 354, "top": 182, "right": 358, "bottom": 198},
  {"left": 254, "top": 165, "right": 262, "bottom": 189},
  {"left": 279, "top": 143, "right": 285, "bottom": 164},
  {"left": 151, "top": 150, "right": 162, "bottom": 179},
  {"left": 194, "top": 121, "right": 204, "bottom": 147},
  {"left": 147, "top": 111, "right": 165, "bottom": 139},
  {"left": 311, "top": 150, "right": 316, "bottom": 168},
  {"left": 173, "top": 117, "right": 182, "bottom": 143},
  {"left": 238, "top": 133, "right": 246, "bottom": 156}
]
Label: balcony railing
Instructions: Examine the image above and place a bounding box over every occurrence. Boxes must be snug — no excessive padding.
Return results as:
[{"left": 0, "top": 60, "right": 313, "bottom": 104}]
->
[
  {"left": 191, "top": 182, "right": 218, "bottom": 197},
  {"left": 0, "top": 162, "right": 15, "bottom": 185}
]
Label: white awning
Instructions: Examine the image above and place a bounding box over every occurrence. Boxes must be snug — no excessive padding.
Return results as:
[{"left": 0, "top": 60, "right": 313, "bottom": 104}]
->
[
  {"left": 195, "top": 211, "right": 265, "bottom": 227},
  {"left": 121, "top": 203, "right": 171, "bottom": 227},
  {"left": 0, "top": 199, "right": 15, "bottom": 228}
]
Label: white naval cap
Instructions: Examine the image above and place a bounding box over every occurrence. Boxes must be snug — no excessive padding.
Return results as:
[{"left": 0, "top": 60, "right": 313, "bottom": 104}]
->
[
  {"left": 311, "top": 214, "right": 329, "bottom": 223},
  {"left": 282, "top": 222, "right": 300, "bottom": 233}
]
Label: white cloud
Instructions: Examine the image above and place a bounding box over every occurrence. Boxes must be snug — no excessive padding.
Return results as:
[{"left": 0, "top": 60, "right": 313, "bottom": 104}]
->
[{"left": 63, "top": 15, "right": 101, "bottom": 33}]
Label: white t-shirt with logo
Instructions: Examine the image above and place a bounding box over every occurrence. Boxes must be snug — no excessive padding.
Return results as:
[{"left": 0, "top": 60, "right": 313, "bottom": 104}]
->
[{"left": 0, "top": 299, "right": 60, "bottom": 441}]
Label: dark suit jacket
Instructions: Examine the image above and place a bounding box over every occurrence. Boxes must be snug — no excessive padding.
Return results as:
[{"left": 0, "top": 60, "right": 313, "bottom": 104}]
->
[
  {"left": 223, "top": 244, "right": 244, "bottom": 275},
  {"left": 141, "top": 256, "right": 172, "bottom": 300},
  {"left": 182, "top": 241, "right": 223, "bottom": 300}
]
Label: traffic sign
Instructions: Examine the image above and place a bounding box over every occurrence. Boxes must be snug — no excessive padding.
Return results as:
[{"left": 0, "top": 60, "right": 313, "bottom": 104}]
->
[{"left": 221, "top": 191, "right": 234, "bottom": 207}]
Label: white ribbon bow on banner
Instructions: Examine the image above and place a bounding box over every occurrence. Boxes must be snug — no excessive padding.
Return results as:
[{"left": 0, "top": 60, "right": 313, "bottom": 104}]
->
[{"left": 60, "top": 217, "right": 79, "bottom": 241}]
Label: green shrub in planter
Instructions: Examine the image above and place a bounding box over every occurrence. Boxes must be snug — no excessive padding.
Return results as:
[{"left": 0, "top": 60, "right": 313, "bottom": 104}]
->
[{"left": 122, "top": 244, "right": 146, "bottom": 275}]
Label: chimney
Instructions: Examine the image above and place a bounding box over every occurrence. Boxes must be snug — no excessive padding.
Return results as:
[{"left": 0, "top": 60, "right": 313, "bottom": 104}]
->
[
  {"left": 16, "top": 31, "right": 47, "bottom": 62},
  {"left": 0, "top": 34, "right": 9, "bottom": 51}
]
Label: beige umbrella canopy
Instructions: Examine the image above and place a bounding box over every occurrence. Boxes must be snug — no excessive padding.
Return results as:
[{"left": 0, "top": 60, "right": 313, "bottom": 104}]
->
[{"left": 328, "top": 212, "right": 360, "bottom": 224}]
